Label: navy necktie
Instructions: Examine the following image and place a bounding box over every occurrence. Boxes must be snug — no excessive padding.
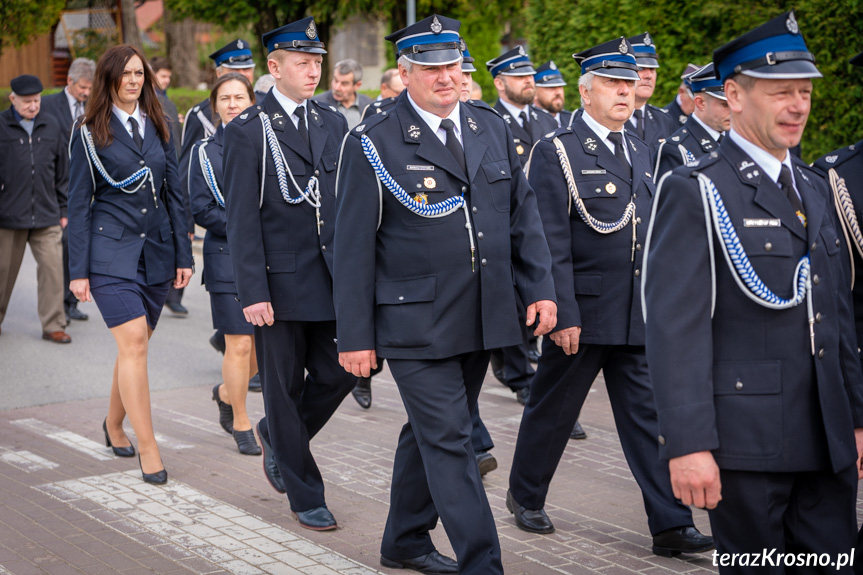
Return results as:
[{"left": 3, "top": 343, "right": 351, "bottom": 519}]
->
[
  {"left": 294, "top": 106, "right": 309, "bottom": 147},
  {"left": 440, "top": 118, "right": 466, "bottom": 175},
  {"left": 128, "top": 117, "right": 143, "bottom": 151},
  {"left": 606, "top": 131, "right": 631, "bottom": 179},
  {"left": 778, "top": 164, "right": 805, "bottom": 221}
]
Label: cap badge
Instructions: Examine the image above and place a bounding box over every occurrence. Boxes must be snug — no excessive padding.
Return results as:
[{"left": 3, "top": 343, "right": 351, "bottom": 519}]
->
[
  {"left": 786, "top": 13, "right": 799, "bottom": 34},
  {"left": 644, "top": 32, "right": 652, "bottom": 46},
  {"left": 619, "top": 38, "right": 628, "bottom": 54},
  {"left": 414, "top": 192, "right": 428, "bottom": 205},
  {"left": 237, "top": 39, "right": 244, "bottom": 49},
  {"left": 467, "top": 117, "right": 478, "bottom": 132},
  {"left": 826, "top": 155, "right": 838, "bottom": 164},
  {"left": 408, "top": 125, "right": 421, "bottom": 139},
  {"left": 423, "top": 177, "right": 436, "bottom": 189},
  {"left": 550, "top": 61, "right": 557, "bottom": 70},
  {"left": 459, "top": 38, "right": 466, "bottom": 51},
  {"left": 306, "top": 21, "right": 317, "bottom": 40},
  {"left": 431, "top": 15, "right": 442, "bottom": 34},
  {"left": 606, "top": 182, "right": 616, "bottom": 194}
]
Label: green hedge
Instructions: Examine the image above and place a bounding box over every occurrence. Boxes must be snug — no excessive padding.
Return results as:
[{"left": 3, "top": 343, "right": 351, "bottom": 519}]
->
[{"left": 526, "top": 0, "right": 863, "bottom": 162}]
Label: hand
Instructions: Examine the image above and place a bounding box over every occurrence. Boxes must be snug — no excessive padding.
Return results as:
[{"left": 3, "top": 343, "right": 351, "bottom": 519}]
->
[
  {"left": 855, "top": 428, "right": 863, "bottom": 479},
  {"left": 60, "top": 217, "right": 68, "bottom": 229},
  {"left": 669, "top": 451, "right": 722, "bottom": 509},
  {"left": 70, "top": 278, "right": 91, "bottom": 303},
  {"left": 243, "top": 301, "right": 274, "bottom": 326},
  {"left": 339, "top": 350, "right": 377, "bottom": 377},
  {"left": 526, "top": 300, "right": 557, "bottom": 336},
  {"left": 174, "top": 268, "right": 193, "bottom": 289},
  {"left": 549, "top": 326, "right": 581, "bottom": 355}
]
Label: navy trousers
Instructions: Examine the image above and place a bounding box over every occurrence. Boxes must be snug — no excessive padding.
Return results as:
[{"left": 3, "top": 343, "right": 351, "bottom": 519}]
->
[
  {"left": 383, "top": 350, "right": 503, "bottom": 575},
  {"left": 509, "top": 341, "right": 693, "bottom": 535},
  {"left": 255, "top": 320, "right": 357, "bottom": 512}
]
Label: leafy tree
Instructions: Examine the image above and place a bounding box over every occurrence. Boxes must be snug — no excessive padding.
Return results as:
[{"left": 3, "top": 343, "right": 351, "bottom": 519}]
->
[
  {"left": 526, "top": 0, "right": 863, "bottom": 160},
  {"left": 0, "top": 0, "right": 66, "bottom": 57}
]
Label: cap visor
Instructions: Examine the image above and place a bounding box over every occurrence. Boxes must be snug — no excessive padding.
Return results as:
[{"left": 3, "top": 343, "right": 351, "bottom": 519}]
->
[
  {"left": 741, "top": 60, "right": 822, "bottom": 79},
  {"left": 404, "top": 50, "right": 462, "bottom": 66},
  {"left": 221, "top": 62, "right": 256, "bottom": 69},
  {"left": 499, "top": 68, "right": 537, "bottom": 76},
  {"left": 636, "top": 58, "right": 659, "bottom": 68},
  {"left": 593, "top": 69, "right": 640, "bottom": 81},
  {"left": 704, "top": 91, "right": 727, "bottom": 101},
  {"left": 537, "top": 79, "right": 567, "bottom": 87},
  {"left": 461, "top": 63, "right": 477, "bottom": 72}
]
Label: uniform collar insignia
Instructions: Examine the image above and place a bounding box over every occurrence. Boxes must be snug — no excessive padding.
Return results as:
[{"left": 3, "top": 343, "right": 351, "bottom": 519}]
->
[
  {"left": 796, "top": 166, "right": 810, "bottom": 181},
  {"left": 738, "top": 160, "right": 755, "bottom": 171},
  {"left": 329, "top": 105, "right": 338, "bottom": 113},
  {"left": 531, "top": 110, "right": 538, "bottom": 120},
  {"left": 584, "top": 136, "right": 597, "bottom": 151},
  {"left": 700, "top": 138, "right": 714, "bottom": 151},
  {"left": 272, "top": 112, "right": 283, "bottom": 119},
  {"left": 408, "top": 125, "right": 421, "bottom": 139},
  {"left": 466, "top": 116, "right": 478, "bottom": 132},
  {"left": 630, "top": 140, "right": 637, "bottom": 152}
]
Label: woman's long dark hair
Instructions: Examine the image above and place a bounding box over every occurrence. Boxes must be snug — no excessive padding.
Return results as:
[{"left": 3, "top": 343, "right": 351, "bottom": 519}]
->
[
  {"left": 209, "top": 73, "right": 255, "bottom": 127},
  {"left": 83, "top": 44, "right": 170, "bottom": 147}
]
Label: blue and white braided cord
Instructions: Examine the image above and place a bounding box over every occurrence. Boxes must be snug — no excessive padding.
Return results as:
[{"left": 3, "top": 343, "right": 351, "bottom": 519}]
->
[
  {"left": 259, "top": 112, "right": 320, "bottom": 208},
  {"left": 680, "top": 145, "right": 698, "bottom": 166},
  {"left": 198, "top": 142, "right": 224, "bottom": 208},
  {"left": 360, "top": 135, "right": 464, "bottom": 218},
  {"left": 698, "top": 173, "right": 810, "bottom": 309},
  {"left": 552, "top": 137, "right": 634, "bottom": 234},
  {"left": 82, "top": 124, "right": 153, "bottom": 194}
]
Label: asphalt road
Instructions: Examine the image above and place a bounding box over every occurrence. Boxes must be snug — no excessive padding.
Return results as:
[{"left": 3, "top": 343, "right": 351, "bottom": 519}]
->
[{"left": 0, "top": 241, "right": 222, "bottom": 410}]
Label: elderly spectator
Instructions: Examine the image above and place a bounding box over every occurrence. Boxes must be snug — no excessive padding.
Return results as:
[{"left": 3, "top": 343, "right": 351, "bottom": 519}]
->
[{"left": 0, "top": 75, "right": 71, "bottom": 342}]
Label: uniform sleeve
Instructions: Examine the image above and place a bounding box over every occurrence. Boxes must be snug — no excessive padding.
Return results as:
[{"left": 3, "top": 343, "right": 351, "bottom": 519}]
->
[
  {"left": 333, "top": 133, "right": 380, "bottom": 352},
  {"left": 507, "top": 127, "right": 557, "bottom": 310},
  {"left": 188, "top": 143, "right": 227, "bottom": 237},
  {"left": 67, "top": 128, "right": 94, "bottom": 280},
  {"left": 224, "top": 121, "right": 269, "bottom": 307},
  {"left": 527, "top": 139, "right": 579, "bottom": 331},
  {"left": 643, "top": 171, "right": 720, "bottom": 459},
  {"left": 163, "top": 131, "right": 194, "bottom": 269},
  {"left": 54, "top": 123, "right": 69, "bottom": 218}
]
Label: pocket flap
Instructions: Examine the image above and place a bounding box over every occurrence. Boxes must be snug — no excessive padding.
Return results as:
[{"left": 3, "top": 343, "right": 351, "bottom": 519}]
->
[
  {"left": 94, "top": 222, "right": 124, "bottom": 240},
  {"left": 481, "top": 160, "right": 511, "bottom": 183},
  {"left": 160, "top": 224, "right": 173, "bottom": 241},
  {"left": 322, "top": 151, "right": 339, "bottom": 172},
  {"left": 265, "top": 251, "right": 296, "bottom": 273},
  {"left": 713, "top": 361, "right": 781, "bottom": 395},
  {"left": 376, "top": 276, "right": 436, "bottom": 305},
  {"left": 572, "top": 273, "right": 601, "bottom": 296}
]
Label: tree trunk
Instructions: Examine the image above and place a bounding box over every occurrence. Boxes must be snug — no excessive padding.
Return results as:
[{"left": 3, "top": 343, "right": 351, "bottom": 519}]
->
[
  {"left": 164, "top": 5, "right": 198, "bottom": 89},
  {"left": 119, "top": 0, "right": 143, "bottom": 51}
]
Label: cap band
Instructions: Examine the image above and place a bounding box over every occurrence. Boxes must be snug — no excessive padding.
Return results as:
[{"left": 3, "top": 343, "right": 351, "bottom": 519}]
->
[
  {"left": 399, "top": 40, "right": 462, "bottom": 57},
  {"left": 272, "top": 39, "right": 325, "bottom": 51},
  {"left": 733, "top": 50, "right": 815, "bottom": 74},
  {"left": 214, "top": 50, "right": 253, "bottom": 66},
  {"left": 717, "top": 32, "right": 809, "bottom": 80}
]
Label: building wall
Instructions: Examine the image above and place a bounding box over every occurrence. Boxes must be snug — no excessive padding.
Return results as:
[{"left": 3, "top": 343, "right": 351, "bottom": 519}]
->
[
  {"left": 0, "top": 34, "right": 54, "bottom": 87},
  {"left": 328, "top": 15, "right": 388, "bottom": 94}
]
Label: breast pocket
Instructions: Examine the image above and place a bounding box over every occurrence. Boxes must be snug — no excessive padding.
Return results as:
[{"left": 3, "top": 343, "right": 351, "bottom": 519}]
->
[
  {"left": 713, "top": 360, "right": 782, "bottom": 459},
  {"left": 737, "top": 227, "right": 794, "bottom": 257},
  {"left": 375, "top": 276, "right": 436, "bottom": 348},
  {"left": 480, "top": 159, "right": 511, "bottom": 213}
]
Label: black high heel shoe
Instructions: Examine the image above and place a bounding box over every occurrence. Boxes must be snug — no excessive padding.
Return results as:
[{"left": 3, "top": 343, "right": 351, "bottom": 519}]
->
[
  {"left": 138, "top": 454, "right": 167, "bottom": 485},
  {"left": 212, "top": 384, "right": 234, "bottom": 434},
  {"left": 232, "top": 429, "right": 262, "bottom": 456},
  {"left": 103, "top": 418, "right": 135, "bottom": 458}
]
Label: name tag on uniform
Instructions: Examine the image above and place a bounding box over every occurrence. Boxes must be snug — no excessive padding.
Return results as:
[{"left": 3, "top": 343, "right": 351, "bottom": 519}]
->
[
  {"left": 743, "top": 218, "right": 781, "bottom": 228},
  {"left": 581, "top": 169, "right": 607, "bottom": 175},
  {"left": 407, "top": 165, "right": 435, "bottom": 171}
]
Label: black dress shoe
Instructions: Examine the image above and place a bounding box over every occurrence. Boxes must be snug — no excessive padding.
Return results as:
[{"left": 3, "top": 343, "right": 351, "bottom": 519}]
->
[
  {"left": 380, "top": 550, "right": 458, "bottom": 574},
  {"left": 212, "top": 384, "right": 233, "bottom": 434},
  {"left": 515, "top": 387, "right": 530, "bottom": 406},
  {"left": 506, "top": 489, "right": 554, "bottom": 534},
  {"left": 256, "top": 420, "right": 286, "bottom": 494},
  {"left": 248, "top": 373, "right": 262, "bottom": 392},
  {"left": 233, "top": 429, "right": 262, "bottom": 456},
  {"left": 138, "top": 454, "right": 167, "bottom": 485},
  {"left": 527, "top": 347, "right": 541, "bottom": 363},
  {"left": 102, "top": 418, "right": 135, "bottom": 457},
  {"left": 570, "top": 420, "right": 588, "bottom": 440},
  {"left": 475, "top": 450, "right": 497, "bottom": 476},
  {"left": 652, "top": 526, "right": 715, "bottom": 557},
  {"left": 351, "top": 377, "right": 372, "bottom": 409},
  {"left": 66, "top": 305, "right": 88, "bottom": 321},
  {"left": 165, "top": 302, "right": 188, "bottom": 316},
  {"left": 294, "top": 506, "right": 337, "bottom": 531},
  {"left": 209, "top": 331, "right": 226, "bottom": 354}
]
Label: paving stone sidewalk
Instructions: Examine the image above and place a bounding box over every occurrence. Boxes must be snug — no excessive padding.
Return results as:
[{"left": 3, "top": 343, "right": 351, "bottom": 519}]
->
[{"left": 0, "top": 359, "right": 730, "bottom": 575}]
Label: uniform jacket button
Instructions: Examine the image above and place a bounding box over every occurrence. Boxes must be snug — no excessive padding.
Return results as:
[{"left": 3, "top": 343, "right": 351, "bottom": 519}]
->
[
  {"left": 314, "top": 170, "right": 320, "bottom": 176},
  {"left": 634, "top": 269, "right": 641, "bottom": 277},
  {"left": 321, "top": 245, "right": 327, "bottom": 251},
  {"left": 836, "top": 238, "right": 842, "bottom": 247},
  {"left": 461, "top": 186, "right": 468, "bottom": 193},
  {"left": 735, "top": 380, "right": 743, "bottom": 390},
  {"left": 815, "top": 312, "right": 822, "bottom": 323},
  {"left": 472, "top": 206, "right": 478, "bottom": 214},
  {"left": 477, "top": 232, "right": 484, "bottom": 239},
  {"left": 139, "top": 160, "right": 145, "bottom": 166},
  {"left": 764, "top": 242, "right": 772, "bottom": 252},
  {"left": 141, "top": 208, "right": 147, "bottom": 214},
  {"left": 812, "top": 274, "right": 820, "bottom": 285},
  {"left": 98, "top": 226, "right": 103, "bottom": 231},
  {"left": 398, "top": 296, "right": 404, "bottom": 301},
  {"left": 481, "top": 258, "right": 488, "bottom": 266},
  {"left": 139, "top": 233, "right": 146, "bottom": 239},
  {"left": 658, "top": 435, "right": 666, "bottom": 446},
  {"left": 818, "top": 348, "right": 825, "bottom": 358},
  {"left": 636, "top": 217, "right": 642, "bottom": 224},
  {"left": 811, "top": 242, "right": 817, "bottom": 251}
]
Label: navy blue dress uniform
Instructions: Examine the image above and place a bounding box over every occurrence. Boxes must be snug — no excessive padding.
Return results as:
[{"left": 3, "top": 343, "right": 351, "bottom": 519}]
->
[
  {"left": 508, "top": 37, "right": 708, "bottom": 554},
  {"left": 644, "top": 12, "right": 863, "bottom": 570},
  {"left": 222, "top": 18, "right": 357, "bottom": 527},
  {"left": 487, "top": 48, "right": 559, "bottom": 167},
  {"left": 333, "top": 15, "right": 556, "bottom": 574},
  {"left": 187, "top": 125, "right": 251, "bottom": 335},
  {"left": 67, "top": 107, "right": 193, "bottom": 327},
  {"left": 361, "top": 96, "right": 397, "bottom": 121},
  {"left": 534, "top": 61, "right": 572, "bottom": 128},
  {"left": 654, "top": 63, "right": 725, "bottom": 182},
  {"left": 663, "top": 63, "right": 700, "bottom": 128},
  {"left": 626, "top": 33, "right": 676, "bottom": 149}
]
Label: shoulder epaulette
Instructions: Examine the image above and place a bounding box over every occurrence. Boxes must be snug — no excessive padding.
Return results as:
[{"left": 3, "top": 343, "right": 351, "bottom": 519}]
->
[
  {"left": 466, "top": 99, "right": 496, "bottom": 114},
  {"left": 234, "top": 105, "right": 263, "bottom": 125},
  {"left": 349, "top": 110, "right": 390, "bottom": 136},
  {"left": 813, "top": 140, "right": 863, "bottom": 172},
  {"left": 541, "top": 127, "right": 573, "bottom": 141},
  {"left": 685, "top": 150, "right": 721, "bottom": 173},
  {"left": 309, "top": 99, "right": 343, "bottom": 117}
]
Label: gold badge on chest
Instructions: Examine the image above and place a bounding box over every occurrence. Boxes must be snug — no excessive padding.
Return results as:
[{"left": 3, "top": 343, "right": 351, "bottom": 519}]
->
[
  {"left": 606, "top": 182, "right": 616, "bottom": 194},
  {"left": 423, "top": 177, "right": 436, "bottom": 189}
]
